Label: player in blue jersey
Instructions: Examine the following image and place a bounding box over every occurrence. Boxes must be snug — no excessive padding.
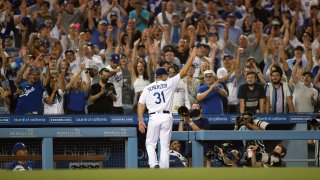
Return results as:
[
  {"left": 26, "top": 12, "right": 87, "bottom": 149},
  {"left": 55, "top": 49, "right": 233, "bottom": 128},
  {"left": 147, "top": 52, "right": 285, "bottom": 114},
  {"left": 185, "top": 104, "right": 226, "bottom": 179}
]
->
[{"left": 7, "top": 142, "right": 32, "bottom": 171}]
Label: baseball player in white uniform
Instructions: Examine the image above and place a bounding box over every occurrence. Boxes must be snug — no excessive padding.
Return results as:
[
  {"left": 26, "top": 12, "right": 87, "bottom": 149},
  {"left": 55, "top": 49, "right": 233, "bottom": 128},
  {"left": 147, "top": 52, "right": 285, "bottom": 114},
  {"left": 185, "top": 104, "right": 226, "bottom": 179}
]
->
[{"left": 138, "top": 48, "right": 197, "bottom": 168}]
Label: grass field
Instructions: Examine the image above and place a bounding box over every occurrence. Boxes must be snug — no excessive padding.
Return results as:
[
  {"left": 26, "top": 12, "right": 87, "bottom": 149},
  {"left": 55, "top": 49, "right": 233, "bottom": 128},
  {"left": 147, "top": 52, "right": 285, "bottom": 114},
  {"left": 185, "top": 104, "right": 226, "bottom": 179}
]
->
[{"left": 1, "top": 168, "right": 319, "bottom": 180}]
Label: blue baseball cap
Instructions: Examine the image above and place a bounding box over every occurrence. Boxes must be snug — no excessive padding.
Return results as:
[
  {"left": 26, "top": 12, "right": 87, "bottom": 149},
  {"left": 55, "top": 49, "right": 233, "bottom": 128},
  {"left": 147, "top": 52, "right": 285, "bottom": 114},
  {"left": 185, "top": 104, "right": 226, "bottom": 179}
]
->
[
  {"left": 29, "top": 66, "right": 41, "bottom": 75},
  {"left": 110, "top": 53, "right": 120, "bottom": 64},
  {"left": 98, "top": 20, "right": 108, "bottom": 26},
  {"left": 21, "top": 16, "right": 32, "bottom": 27},
  {"left": 155, "top": 67, "right": 168, "bottom": 77},
  {"left": 37, "top": 23, "right": 49, "bottom": 31},
  {"left": 227, "top": 13, "right": 236, "bottom": 18},
  {"left": 196, "top": 42, "right": 206, "bottom": 48},
  {"left": 13, "top": 142, "right": 28, "bottom": 154}
]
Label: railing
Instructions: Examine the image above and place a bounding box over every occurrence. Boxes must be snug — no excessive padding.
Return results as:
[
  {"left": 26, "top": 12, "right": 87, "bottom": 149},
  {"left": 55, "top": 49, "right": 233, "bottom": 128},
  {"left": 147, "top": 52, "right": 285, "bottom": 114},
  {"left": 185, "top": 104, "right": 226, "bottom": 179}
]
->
[
  {"left": 171, "top": 130, "right": 320, "bottom": 167},
  {"left": 0, "top": 127, "right": 137, "bottom": 169},
  {"left": 0, "top": 114, "right": 319, "bottom": 168},
  {"left": 0, "top": 114, "right": 316, "bottom": 126}
]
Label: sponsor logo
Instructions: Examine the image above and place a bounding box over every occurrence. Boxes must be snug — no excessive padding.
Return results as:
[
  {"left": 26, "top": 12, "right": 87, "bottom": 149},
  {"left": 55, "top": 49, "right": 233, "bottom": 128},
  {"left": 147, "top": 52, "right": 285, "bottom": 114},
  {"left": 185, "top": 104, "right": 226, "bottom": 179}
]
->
[
  {"left": 49, "top": 117, "right": 72, "bottom": 123},
  {"left": 0, "top": 117, "right": 9, "bottom": 123},
  {"left": 103, "top": 128, "right": 127, "bottom": 137},
  {"left": 57, "top": 129, "right": 81, "bottom": 137},
  {"left": 290, "top": 116, "right": 311, "bottom": 121},
  {"left": 9, "top": 129, "right": 34, "bottom": 137}
]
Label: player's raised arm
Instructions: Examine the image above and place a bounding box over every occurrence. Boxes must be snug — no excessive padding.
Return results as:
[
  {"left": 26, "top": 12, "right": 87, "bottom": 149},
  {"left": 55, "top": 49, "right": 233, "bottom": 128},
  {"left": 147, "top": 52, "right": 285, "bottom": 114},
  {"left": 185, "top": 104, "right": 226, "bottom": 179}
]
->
[{"left": 179, "top": 47, "right": 197, "bottom": 78}]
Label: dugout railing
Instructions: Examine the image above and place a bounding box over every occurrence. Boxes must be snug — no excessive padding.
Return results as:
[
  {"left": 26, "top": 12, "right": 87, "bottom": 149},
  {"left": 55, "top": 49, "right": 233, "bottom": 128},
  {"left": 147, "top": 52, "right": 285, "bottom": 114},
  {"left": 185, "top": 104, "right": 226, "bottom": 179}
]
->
[
  {"left": 171, "top": 129, "right": 320, "bottom": 167},
  {"left": 1, "top": 128, "right": 320, "bottom": 168},
  {"left": 0, "top": 127, "right": 137, "bottom": 169}
]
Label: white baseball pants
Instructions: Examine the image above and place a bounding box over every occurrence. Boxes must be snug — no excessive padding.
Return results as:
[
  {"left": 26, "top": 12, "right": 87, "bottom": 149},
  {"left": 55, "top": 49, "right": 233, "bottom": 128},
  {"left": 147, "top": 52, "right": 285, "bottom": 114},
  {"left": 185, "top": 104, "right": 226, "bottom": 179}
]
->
[{"left": 146, "top": 113, "right": 173, "bottom": 168}]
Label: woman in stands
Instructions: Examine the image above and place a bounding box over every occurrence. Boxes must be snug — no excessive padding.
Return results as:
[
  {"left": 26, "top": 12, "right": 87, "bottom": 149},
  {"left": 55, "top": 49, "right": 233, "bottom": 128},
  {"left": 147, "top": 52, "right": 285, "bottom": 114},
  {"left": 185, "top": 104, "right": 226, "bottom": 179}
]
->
[
  {"left": 43, "top": 72, "right": 65, "bottom": 115},
  {"left": 64, "top": 64, "right": 91, "bottom": 114}
]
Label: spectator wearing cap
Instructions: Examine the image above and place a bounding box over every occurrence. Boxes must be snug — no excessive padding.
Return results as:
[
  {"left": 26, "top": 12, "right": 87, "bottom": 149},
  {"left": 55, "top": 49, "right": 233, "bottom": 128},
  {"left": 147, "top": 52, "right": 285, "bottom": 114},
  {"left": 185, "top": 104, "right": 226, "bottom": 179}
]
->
[
  {"left": 192, "top": 43, "right": 213, "bottom": 79},
  {"left": 237, "top": 69, "right": 266, "bottom": 114},
  {"left": 129, "top": 0, "right": 149, "bottom": 32},
  {"left": 217, "top": 12, "right": 243, "bottom": 47},
  {"left": 265, "top": 65, "right": 295, "bottom": 114},
  {"left": 15, "top": 65, "right": 45, "bottom": 114},
  {"left": 163, "top": 45, "right": 181, "bottom": 67},
  {"left": 168, "top": 65, "right": 191, "bottom": 113},
  {"left": 291, "top": 60, "right": 318, "bottom": 113},
  {"left": 217, "top": 54, "right": 239, "bottom": 114},
  {"left": 86, "top": 64, "right": 100, "bottom": 85},
  {"left": 89, "top": 67, "right": 117, "bottom": 114},
  {"left": 221, "top": 2, "right": 243, "bottom": 20},
  {"left": 106, "top": 53, "right": 124, "bottom": 114},
  {"left": 3, "top": 35, "right": 19, "bottom": 57},
  {"left": 88, "top": 11, "right": 108, "bottom": 50},
  {"left": 27, "top": 23, "right": 50, "bottom": 55},
  {"left": 191, "top": 0, "right": 206, "bottom": 25},
  {"left": 196, "top": 70, "right": 228, "bottom": 114},
  {"left": 65, "top": 64, "right": 91, "bottom": 114},
  {"left": 7, "top": 142, "right": 32, "bottom": 171},
  {"left": 136, "top": 44, "right": 147, "bottom": 59},
  {"left": 52, "top": 0, "right": 87, "bottom": 35}
]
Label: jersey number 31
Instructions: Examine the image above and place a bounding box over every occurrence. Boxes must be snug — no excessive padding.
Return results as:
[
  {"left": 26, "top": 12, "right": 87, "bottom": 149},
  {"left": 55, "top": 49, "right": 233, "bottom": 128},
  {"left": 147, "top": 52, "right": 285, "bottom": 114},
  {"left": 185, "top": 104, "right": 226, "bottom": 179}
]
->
[{"left": 154, "top": 91, "right": 166, "bottom": 104}]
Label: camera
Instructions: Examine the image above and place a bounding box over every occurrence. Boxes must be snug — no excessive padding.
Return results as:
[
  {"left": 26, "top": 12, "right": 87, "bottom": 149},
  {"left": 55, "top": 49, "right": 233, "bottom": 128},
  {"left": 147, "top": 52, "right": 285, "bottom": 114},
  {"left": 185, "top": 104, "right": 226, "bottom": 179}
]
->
[
  {"left": 252, "top": 119, "right": 269, "bottom": 130},
  {"left": 255, "top": 152, "right": 281, "bottom": 166},
  {"left": 307, "top": 117, "right": 320, "bottom": 127},
  {"left": 178, "top": 106, "right": 201, "bottom": 118},
  {"left": 206, "top": 143, "right": 234, "bottom": 159},
  {"left": 178, "top": 106, "right": 190, "bottom": 117},
  {"left": 104, "top": 86, "right": 114, "bottom": 95},
  {"left": 236, "top": 112, "right": 269, "bottom": 130}
]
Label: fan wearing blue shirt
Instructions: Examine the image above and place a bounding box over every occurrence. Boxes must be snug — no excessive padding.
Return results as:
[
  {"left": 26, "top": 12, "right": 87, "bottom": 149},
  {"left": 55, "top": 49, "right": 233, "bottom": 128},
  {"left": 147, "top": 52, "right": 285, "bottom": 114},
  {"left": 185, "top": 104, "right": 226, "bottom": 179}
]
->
[
  {"left": 15, "top": 66, "right": 45, "bottom": 114},
  {"left": 196, "top": 70, "right": 228, "bottom": 114}
]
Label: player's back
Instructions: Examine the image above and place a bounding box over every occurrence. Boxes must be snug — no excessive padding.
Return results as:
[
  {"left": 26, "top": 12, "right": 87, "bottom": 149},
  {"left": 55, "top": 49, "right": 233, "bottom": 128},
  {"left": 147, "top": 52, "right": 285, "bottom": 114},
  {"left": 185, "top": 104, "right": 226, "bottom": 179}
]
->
[{"left": 139, "top": 75, "right": 180, "bottom": 113}]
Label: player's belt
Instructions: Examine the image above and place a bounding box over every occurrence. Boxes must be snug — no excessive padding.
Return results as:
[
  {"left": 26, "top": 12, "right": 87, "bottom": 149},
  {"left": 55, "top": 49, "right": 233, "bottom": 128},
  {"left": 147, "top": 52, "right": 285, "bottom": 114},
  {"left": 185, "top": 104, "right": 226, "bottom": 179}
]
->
[{"left": 149, "top": 110, "right": 170, "bottom": 115}]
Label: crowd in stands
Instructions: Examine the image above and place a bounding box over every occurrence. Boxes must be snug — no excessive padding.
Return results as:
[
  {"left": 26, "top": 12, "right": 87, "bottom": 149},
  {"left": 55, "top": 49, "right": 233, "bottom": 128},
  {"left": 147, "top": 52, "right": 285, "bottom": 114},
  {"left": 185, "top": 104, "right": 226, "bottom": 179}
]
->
[{"left": 0, "top": 0, "right": 319, "bottom": 115}]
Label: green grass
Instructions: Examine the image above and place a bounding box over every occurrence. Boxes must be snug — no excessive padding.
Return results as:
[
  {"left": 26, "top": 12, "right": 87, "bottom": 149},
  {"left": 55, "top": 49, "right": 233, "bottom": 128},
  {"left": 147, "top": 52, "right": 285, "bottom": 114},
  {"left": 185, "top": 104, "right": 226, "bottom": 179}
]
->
[{"left": 1, "top": 168, "right": 319, "bottom": 180}]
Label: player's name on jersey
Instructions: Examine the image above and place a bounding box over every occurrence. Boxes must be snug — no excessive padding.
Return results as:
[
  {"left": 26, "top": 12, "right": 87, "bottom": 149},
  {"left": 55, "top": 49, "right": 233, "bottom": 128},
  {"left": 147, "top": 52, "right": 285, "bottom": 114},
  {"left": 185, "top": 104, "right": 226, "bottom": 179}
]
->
[{"left": 147, "top": 84, "right": 168, "bottom": 92}]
